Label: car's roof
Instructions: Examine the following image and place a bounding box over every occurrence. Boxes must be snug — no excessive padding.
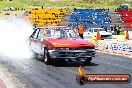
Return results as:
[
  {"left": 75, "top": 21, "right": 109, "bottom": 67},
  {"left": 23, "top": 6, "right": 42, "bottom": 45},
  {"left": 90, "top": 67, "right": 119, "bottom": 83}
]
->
[
  {"left": 34, "top": 26, "right": 67, "bottom": 30},
  {"left": 35, "top": 26, "right": 67, "bottom": 29}
]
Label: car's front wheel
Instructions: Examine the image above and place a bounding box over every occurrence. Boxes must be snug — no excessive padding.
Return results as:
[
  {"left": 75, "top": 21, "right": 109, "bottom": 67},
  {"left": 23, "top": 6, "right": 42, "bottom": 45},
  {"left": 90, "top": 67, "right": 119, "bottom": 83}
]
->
[{"left": 44, "top": 48, "right": 51, "bottom": 65}]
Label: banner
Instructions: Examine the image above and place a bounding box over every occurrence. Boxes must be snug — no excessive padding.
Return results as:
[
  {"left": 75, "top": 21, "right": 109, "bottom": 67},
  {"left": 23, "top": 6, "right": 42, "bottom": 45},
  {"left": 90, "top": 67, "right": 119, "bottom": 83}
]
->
[{"left": 96, "top": 40, "right": 132, "bottom": 57}]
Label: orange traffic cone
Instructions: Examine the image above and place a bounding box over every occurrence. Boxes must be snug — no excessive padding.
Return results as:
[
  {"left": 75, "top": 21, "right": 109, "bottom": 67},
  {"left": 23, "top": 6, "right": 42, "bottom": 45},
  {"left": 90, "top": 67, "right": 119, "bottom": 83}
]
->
[
  {"left": 126, "top": 30, "right": 129, "bottom": 40},
  {"left": 96, "top": 30, "right": 100, "bottom": 40}
]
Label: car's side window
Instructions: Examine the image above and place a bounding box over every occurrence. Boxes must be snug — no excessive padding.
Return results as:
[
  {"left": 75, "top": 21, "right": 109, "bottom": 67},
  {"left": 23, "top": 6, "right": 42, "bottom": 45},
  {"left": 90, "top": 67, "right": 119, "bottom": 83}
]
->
[
  {"left": 37, "top": 29, "right": 43, "bottom": 40},
  {"left": 30, "top": 29, "right": 40, "bottom": 39},
  {"left": 46, "top": 29, "right": 52, "bottom": 38},
  {"left": 30, "top": 30, "right": 37, "bottom": 38}
]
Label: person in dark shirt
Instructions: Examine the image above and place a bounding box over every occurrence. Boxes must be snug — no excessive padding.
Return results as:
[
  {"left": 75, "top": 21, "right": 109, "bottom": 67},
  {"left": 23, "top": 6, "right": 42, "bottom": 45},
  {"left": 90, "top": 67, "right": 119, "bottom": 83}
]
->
[
  {"left": 117, "top": 25, "right": 121, "bottom": 35},
  {"left": 114, "top": 25, "right": 117, "bottom": 35}
]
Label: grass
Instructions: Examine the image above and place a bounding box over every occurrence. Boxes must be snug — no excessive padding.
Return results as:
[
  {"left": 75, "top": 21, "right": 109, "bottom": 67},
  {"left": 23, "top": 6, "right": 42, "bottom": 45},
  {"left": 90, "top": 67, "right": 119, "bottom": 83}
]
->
[
  {"left": 20, "top": 0, "right": 117, "bottom": 10},
  {"left": 0, "top": 1, "right": 26, "bottom": 10},
  {"left": 0, "top": 0, "right": 131, "bottom": 12}
]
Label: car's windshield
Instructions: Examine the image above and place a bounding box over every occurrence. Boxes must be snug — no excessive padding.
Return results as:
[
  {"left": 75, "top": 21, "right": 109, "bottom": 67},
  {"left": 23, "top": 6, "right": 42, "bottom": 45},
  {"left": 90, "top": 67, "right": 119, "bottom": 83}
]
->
[{"left": 45, "top": 27, "right": 80, "bottom": 38}]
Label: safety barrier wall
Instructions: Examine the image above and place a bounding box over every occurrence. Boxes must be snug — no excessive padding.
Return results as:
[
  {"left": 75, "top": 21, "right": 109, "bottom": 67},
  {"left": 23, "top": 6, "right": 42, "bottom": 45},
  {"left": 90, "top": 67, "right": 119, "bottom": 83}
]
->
[{"left": 94, "top": 40, "right": 132, "bottom": 57}]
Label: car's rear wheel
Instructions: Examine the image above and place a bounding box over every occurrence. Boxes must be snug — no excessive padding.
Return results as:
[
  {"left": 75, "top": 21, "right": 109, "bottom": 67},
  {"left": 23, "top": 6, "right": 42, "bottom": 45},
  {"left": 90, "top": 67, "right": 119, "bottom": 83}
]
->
[
  {"left": 28, "top": 44, "right": 38, "bottom": 59},
  {"left": 84, "top": 57, "right": 92, "bottom": 64},
  {"left": 44, "top": 48, "right": 51, "bottom": 65},
  {"left": 32, "top": 51, "right": 39, "bottom": 59}
]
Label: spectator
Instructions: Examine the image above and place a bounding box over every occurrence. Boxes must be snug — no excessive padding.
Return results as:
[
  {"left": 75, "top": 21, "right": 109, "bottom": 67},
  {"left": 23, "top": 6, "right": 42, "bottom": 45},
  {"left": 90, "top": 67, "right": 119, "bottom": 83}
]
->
[
  {"left": 42, "top": 6, "right": 44, "bottom": 9},
  {"left": 110, "top": 26, "right": 114, "bottom": 34},
  {"left": 78, "top": 24, "right": 85, "bottom": 39},
  {"left": 100, "top": 24, "right": 104, "bottom": 28},
  {"left": 73, "top": 8, "right": 76, "bottom": 11},
  {"left": 104, "top": 27, "right": 107, "bottom": 32},
  {"left": 114, "top": 25, "right": 117, "bottom": 35},
  {"left": 117, "top": 25, "right": 121, "bottom": 35},
  {"left": 75, "top": 17, "right": 78, "bottom": 21}
]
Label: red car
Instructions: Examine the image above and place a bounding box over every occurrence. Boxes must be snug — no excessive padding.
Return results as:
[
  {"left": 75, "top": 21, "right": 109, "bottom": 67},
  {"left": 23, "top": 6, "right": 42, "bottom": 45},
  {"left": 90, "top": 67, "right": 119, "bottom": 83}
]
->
[{"left": 28, "top": 26, "right": 95, "bottom": 65}]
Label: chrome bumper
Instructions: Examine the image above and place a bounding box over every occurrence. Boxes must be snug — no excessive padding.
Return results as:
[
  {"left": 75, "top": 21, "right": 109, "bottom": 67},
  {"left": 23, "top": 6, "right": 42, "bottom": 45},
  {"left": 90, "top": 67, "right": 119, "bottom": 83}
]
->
[{"left": 48, "top": 49, "right": 95, "bottom": 59}]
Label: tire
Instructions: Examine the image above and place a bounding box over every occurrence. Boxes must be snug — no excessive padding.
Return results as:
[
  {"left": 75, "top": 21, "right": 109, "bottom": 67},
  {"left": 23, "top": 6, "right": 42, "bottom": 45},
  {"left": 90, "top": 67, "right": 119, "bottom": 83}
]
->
[
  {"left": 85, "top": 57, "right": 92, "bottom": 64},
  {"left": 27, "top": 41, "right": 38, "bottom": 59},
  {"left": 44, "top": 48, "right": 51, "bottom": 65},
  {"left": 32, "top": 51, "right": 38, "bottom": 59},
  {"left": 28, "top": 47, "right": 38, "bottom": 59}
]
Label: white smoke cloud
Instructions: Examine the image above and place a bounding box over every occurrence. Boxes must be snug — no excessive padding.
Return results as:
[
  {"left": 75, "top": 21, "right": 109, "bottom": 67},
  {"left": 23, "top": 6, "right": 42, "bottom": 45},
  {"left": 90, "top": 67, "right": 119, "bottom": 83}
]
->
[{"left": 0, "top": 16, "right": 33, "bottom": 58}]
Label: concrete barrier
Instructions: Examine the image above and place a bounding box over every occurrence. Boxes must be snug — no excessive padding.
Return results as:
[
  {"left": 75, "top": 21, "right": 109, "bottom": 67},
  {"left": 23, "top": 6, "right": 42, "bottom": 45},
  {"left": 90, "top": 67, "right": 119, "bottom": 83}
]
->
[
  {"left": 95, "top": 40, "right": 132, "bottom": 58},
  {"left": 84, "top": 35, "right": 132, "bottom": 58}
]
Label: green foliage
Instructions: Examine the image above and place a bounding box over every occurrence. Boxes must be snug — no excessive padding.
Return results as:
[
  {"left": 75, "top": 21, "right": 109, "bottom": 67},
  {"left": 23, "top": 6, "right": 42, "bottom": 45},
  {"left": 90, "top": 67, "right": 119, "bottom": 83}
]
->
[
  {"left": 0, "top": 1, "right": 27, "bottom": 10},
  {"left": 0, "top": 0, "right": 129, "bottom": 11}
]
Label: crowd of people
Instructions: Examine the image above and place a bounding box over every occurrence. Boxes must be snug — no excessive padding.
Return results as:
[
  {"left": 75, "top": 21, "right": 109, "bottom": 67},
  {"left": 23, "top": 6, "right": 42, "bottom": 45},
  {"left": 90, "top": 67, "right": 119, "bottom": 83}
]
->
[{"left": 110, "top": 25, "right": 122, "bottom": 35}]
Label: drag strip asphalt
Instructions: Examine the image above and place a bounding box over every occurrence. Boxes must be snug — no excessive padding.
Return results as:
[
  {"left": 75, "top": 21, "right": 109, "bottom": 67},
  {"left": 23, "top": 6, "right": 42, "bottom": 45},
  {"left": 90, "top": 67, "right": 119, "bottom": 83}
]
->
[{"left": 0, "top": 52, "right": 132, "bottom": 88}]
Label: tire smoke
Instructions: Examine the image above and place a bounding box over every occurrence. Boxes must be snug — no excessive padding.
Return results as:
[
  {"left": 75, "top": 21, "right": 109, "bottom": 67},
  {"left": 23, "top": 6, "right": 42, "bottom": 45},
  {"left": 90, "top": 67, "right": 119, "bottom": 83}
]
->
[{"left": 0, "top": 16, "right": 33, "bottom": 58}]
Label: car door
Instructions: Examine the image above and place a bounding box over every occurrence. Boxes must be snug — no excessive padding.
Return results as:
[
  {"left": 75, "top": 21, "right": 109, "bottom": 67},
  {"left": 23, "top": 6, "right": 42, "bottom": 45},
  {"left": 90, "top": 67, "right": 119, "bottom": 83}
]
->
[
  {"left": 36, "top": 29, "right": 44, "bottom": 55},
  {"left": 30, "top": 28, "right": 41, "bottom": 54}
]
